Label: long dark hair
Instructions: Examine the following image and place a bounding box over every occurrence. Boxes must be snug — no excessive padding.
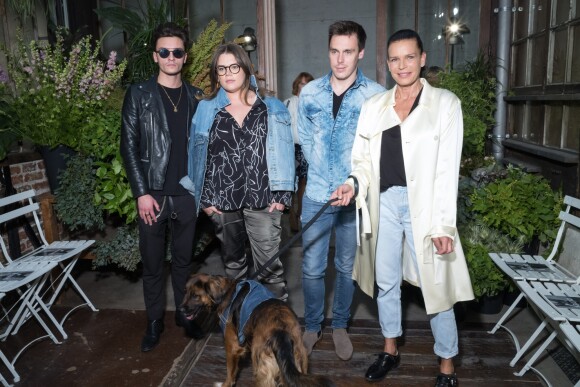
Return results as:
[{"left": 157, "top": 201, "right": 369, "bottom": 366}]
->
[{"left": 206, "top": 43, "right": 263, "bottom": 104}]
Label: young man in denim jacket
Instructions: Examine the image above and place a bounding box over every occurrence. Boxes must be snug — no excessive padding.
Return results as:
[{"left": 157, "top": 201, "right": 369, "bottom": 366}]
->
[{"left": 297, "top": 20, "right": 384, "bottom": 360}]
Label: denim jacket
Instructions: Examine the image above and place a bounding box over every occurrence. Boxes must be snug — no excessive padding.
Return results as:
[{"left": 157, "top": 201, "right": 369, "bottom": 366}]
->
[
  {"left": 181, "top": 76, "right": 295, "bottom": 212},
  {"left": 297, "top": 69, "right": 384, "bottom": 203}
]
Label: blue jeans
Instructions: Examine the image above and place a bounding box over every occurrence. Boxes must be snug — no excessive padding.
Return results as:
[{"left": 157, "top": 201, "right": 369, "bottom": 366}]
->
[
  {"left": 376, "top": 187, "right": 458, "bottom": 358},
  {"left": 301, "top": 196, "right": 356, "bottom": 332}
]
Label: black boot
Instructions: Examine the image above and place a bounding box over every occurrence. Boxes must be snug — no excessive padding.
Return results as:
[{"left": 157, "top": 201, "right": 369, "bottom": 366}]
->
[{"left": 141, "top": 319, "right": 164, "bottom": 352}]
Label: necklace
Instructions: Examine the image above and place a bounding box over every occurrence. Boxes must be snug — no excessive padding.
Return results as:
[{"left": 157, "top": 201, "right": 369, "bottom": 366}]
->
[{"left": 159, "top": 83, "right": 183, "bottom": 112}]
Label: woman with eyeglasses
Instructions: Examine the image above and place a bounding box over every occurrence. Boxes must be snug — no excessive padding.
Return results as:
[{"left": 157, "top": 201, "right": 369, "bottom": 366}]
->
[{"left": 181, "top": 43, "right": 295, "bottom": 301}]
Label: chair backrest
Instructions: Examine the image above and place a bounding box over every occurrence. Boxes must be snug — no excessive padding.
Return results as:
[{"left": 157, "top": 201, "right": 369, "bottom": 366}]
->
[
  {"left": 546, "top": 196, "right": 580, "bottom": 261},
  {"left": 546, "top": 195, "right": 580, "bottom": 277},
  {"left": 0, "top": 189, "right": 49, "bottom": 266}
]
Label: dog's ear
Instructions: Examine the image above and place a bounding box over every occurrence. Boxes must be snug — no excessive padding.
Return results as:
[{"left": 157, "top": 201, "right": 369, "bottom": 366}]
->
[{"left": 206, "top": 275, "right": 227, "bottom": 305}]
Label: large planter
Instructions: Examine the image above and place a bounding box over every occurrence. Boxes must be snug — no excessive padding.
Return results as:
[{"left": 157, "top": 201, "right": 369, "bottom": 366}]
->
[
  {"left": 38, "top": 145, "right": 76, "bottom": 194},
  {"left": 471, "top": 291, "right": 505, "bottom": 315}
]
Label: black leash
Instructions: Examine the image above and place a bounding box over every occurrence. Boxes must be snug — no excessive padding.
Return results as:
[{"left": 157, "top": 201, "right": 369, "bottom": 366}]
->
[{"left": 250, "top": 197, "right": 339, "bottom": 281}]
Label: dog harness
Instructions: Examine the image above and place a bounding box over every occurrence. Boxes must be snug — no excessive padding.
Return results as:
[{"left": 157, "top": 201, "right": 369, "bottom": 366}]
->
[{"left": 219, "top": 280, "right": 275, "bottom": 344}]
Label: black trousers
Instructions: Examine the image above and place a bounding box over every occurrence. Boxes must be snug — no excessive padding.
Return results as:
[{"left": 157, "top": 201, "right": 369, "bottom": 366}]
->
[
  {"left": 209, "top": 207, "right": 288, "bottom": 301},
  {"left": 139, "top": 194, "right": 197, "bottom": 321}
]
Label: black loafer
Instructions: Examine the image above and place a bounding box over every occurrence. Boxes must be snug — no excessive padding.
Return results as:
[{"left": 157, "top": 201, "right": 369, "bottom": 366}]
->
[
  {"left": 435, "top": 373, "right": 458, "bottom": 387},
  {"left": 141, "top": 319, "right": 164, "bottom": 352},
  {"left": 365, "top": 352, "right": 400, "bottom": 382}
]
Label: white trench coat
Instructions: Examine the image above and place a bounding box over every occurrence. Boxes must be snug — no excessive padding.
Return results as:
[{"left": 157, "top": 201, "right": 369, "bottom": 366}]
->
[{"left": 348, "top": 79, "right": 474, "bottom": 314}]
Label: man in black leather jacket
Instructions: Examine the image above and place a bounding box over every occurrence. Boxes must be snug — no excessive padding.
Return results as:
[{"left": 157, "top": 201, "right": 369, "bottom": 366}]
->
[{"left": 120, "top": 22, "right": 201, "bottom": 352}]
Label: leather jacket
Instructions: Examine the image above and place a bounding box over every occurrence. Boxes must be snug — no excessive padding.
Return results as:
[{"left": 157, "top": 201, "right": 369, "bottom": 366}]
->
[{"left": 120, "top": 76, "right": 202, "bottom": 198}]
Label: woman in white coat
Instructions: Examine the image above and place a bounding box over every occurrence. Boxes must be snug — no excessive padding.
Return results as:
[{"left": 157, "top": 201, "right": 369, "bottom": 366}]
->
[{"left": 331, "top": 29, "right": 473, "bottom": 387}]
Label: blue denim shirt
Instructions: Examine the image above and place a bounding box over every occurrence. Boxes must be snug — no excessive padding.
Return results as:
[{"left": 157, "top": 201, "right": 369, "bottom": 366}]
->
[
  {"left": 298, "top": 69, "right": 385, "bottom": 203},
  {"left": 181, "top": 76, "right": 295, "bottom": 212}
]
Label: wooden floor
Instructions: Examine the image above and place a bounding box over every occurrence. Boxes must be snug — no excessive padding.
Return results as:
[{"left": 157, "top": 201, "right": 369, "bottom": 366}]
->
[{"left": 177, "top": 320, "right": 542, "bottom": 386}]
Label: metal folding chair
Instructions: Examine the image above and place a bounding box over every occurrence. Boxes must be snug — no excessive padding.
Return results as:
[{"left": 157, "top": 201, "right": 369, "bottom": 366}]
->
[
  {"left": 0, "top": 189, "right": 96, "bottom": 384},
  {"left": 487, "top": 195, "right": 580, "bottom": 384},
  {"left": 511, "top": 281, "right": 580, "bottom": 381},
  {"left": 489, "top": 195, "right": 580, "bottom": 337}
]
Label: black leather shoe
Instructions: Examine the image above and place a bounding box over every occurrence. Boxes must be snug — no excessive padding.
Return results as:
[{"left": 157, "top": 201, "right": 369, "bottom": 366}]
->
[
  {"left": 435, "top": 373, "right": 458, "bottom": 387},
  {"left": 141, "top": 319, "right": 164, "bottom": 352},
  {"left": 175, "top": 311, "right": 183, "bottom": 327},
  {"left": 365, "top": 352, "right": 400, "bottom": 382}
]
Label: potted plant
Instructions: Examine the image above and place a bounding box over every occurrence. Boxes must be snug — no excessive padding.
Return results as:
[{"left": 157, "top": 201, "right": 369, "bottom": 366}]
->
[
  {"left": 461, "top": 220, "right": 526, "bottom": 313},
  {"left": 0, "top": 72, "right": 20, "bottom": 161},
  {"left": 470, "top": 166, "right": 562, "bottom": 249},
  {"left": 2, "top": 30, "right": 127, "bottom": 191},
  {"left": 437, "top": 52, "right": 497, "bottom": 175}
]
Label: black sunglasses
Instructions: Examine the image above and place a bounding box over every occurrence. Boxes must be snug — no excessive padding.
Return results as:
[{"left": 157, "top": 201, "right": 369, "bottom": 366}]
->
[{"left": 156, "top": 48, "right": 185, "bottom": 59}]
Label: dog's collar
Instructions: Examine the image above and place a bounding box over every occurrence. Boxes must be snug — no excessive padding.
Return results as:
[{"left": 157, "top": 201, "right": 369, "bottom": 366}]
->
[{"left": 219, "top": 280, "right": 275, "bottom": 344}]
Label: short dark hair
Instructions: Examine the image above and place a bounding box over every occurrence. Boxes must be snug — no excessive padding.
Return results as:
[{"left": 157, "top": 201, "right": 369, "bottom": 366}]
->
[
  {"left": 387, "top": 29, "right": 424, "bottom": 53},
  {"left": 328, "top": 20, "right": 367, "bottom": 51},
  {"left": 152, "top": 22, "right": 188, "bottom": 49},
  {"left": 291, "top": 72, "right": 314, "bottom": 96}
]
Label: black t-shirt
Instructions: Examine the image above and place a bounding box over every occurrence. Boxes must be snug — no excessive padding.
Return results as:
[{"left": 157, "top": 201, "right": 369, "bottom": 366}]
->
[
  {"left": 379, "top": 88, "right": 423, "bottom": 192},
  {"left": 152, "top": 83, "right": 189, "bottom": 196},
  {"left": 332, "top": 82, "right": 355, "bottom": 119}
]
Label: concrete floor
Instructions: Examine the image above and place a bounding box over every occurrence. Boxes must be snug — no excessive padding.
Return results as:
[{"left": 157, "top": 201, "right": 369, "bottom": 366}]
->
[{"left": 50, "top": 214, "right": 576, "bottom": 386}]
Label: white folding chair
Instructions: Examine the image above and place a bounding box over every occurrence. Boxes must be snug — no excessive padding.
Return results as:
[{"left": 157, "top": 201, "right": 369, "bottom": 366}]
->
[
  {"left": 0, "top": 293, "right": 20, "bottom": 386},
  {"left": 0, "top": 259, "right": 60, "bottom": 385},
  {"left": 510, "top": 281, "right": 580, "bottom": 381},
  {"left": 489, "top": 195, "right": 580, "bottom": 337},
  {"left": 0, "top": 190, "right": 97, "bottom": 341},
  {"left": 0, "top": 189, "right": 96, "bottom": 384}
]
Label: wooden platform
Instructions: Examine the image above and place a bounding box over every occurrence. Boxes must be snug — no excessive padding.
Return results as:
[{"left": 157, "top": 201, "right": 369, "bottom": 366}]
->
[{"left": 172, "top": 320, "right": 542, "bottom": 386}]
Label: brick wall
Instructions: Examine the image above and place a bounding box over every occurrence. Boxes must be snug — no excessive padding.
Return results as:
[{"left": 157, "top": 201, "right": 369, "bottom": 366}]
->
[
  {"left": 1, "top": 152, "right": 51, "bottom": 262},
  {"left": 9, "top": 158, "right": 51, "bottom": 195}
]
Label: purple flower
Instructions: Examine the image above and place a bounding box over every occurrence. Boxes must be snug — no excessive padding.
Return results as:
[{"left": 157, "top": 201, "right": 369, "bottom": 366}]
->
[
  {"left": 107, "top": 51, "right": 117, "bottom": 71},
  {"left": 0, "top": 66, "right": 9, "bottom": 83}
]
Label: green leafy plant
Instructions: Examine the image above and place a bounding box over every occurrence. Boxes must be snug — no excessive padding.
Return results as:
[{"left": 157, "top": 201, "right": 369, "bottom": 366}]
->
[
  {"left": 461, "top": 220, "right": 526, "bottom": 298},
  {"left": 183, "top": 19, "right": 231, "bottom": 94},
  {"left": 2, "top": 30, "right": 126, "bottom": 150},
  {"left": 0, "top": 76, "right": 20, "bottom": 160},
  {"left": 94, "top": 0, "right": 173, "bottom": 84},
  {"left": 470, "top": 166, "right": 562, "bottom": 245},
  {"left": 91, "top": 224, "right": 140, "bottom": 271},
  {"left": 438, "top": 52, "right": 496, "bottom": 166},
  {"left": 54, "top": 154, "right": 105, "bottom": 231}
]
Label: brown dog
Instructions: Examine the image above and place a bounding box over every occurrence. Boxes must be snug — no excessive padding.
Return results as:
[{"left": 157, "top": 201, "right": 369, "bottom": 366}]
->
[{"left": 179, "top": 273, "right": 334, "bottom": 387}]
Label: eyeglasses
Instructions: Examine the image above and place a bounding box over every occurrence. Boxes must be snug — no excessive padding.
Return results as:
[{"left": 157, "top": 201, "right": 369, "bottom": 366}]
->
[
  {"left": 156, "top": 48, "right": 185, "bottom": 59},
  {"left": 216, "top": 64, "right": 241, "bottom": 76}
]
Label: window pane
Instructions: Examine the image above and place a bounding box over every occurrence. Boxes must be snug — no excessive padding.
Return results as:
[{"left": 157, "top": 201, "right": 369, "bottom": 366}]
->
[
  {"left": 545, "top": 103, "right": 563, "bottom": 147},
  {"left": 514, "top": 1, "right": 530, "bottom": 40},
  {"left": 509, "top": 103, "right": 526, "bottom": 140},
  {"left": 532, "top": 0, "right": 550, "bottom": 32},
  {"left": 555, "top": 0, "right": 571, "bottom": 24},
  {"left": 572, "top": 25, "right": 580, "bottom": 82},
  {"left": 565, "top": 103, "right": 580, "bottom": 151},
  {"left": 527, "top": 102, "right": 545, "bottom": 144},
  {"left": 513, "top": 42, "right": 527, "bottom": 86},
  {"left": 551, "top": 28, "right": 567, "bottom": 83},
  {"left": 530, "top": 33, "right": 548, "bottom": 85}
]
